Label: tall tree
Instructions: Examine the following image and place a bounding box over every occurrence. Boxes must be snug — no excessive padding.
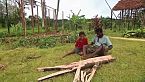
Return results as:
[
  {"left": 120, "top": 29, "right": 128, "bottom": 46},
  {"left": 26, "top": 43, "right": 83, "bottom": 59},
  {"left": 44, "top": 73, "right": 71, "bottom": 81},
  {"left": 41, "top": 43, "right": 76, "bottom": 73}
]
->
[
  {"left": 5, "top": 0, "right": 10, "bottom": 34},
  {"left": 54, "top": 0, "right": 60, "bottom": 32},
  {"left": 30, "top": 0, "right": 34, "bottom": 33},
  {"left": 20, "top": 0, "right": 26, "bottom": 36}
]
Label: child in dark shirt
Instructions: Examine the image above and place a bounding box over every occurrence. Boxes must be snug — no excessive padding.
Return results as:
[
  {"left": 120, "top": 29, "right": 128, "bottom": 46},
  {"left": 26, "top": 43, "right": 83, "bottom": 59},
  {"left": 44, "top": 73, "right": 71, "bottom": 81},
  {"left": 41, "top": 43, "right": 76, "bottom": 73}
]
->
[{"left": 62, "top": 31, "right": 88, "bottom": 58}]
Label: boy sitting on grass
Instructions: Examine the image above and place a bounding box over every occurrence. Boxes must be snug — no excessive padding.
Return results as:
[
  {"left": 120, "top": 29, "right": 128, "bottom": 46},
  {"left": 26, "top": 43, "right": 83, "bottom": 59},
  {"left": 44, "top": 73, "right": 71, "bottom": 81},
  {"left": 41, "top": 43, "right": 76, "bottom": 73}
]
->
[
  {"left": 63, "top": 31, "right": 88, "bottom": 58},
  {"left": 82, "top": 28, "right": 113, "bottom": 59}
]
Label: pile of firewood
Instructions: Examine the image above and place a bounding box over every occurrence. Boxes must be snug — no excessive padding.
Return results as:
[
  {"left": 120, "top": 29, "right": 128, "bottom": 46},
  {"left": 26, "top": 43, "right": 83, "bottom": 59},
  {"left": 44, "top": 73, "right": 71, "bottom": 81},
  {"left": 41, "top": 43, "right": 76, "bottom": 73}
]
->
[{"left": 37, "top": 55, "right": 115, "bottom": 82}]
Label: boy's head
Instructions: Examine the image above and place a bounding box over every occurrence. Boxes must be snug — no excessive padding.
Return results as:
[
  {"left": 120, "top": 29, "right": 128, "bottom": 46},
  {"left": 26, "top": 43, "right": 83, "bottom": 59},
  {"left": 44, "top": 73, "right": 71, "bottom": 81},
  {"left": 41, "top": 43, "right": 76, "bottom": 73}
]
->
[
  {"left": 79, "top": 31, "right": 86, "bottom": 39},
  {"left": 95, "top": 28, "right": 103, "bottom": 38}
]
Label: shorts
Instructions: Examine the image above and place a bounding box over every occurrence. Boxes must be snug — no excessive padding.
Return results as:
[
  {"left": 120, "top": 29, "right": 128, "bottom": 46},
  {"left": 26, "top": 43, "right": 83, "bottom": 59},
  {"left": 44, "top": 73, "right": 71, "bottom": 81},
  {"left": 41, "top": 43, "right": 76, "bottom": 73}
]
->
[
  {"left": 87, "top": 45, "right": 106, "bottom": 56},
  {"left": 74, "top": 48, "right": 82, "bottom": 54}
]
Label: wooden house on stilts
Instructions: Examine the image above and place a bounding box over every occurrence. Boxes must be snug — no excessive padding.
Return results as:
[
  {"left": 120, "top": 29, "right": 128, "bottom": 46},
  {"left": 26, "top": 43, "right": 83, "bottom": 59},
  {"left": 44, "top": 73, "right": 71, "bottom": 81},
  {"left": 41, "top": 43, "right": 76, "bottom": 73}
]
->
[{"left": 112, "top": 0, "right": 145, "bottom": 30}]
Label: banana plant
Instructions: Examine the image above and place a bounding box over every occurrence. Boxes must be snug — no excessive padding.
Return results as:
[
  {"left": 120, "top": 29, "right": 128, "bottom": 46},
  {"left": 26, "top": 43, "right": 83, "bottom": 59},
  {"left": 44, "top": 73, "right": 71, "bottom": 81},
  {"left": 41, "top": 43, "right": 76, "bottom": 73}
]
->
[{"left": 68, "top": 10, "right": 87, "bottom": 31}]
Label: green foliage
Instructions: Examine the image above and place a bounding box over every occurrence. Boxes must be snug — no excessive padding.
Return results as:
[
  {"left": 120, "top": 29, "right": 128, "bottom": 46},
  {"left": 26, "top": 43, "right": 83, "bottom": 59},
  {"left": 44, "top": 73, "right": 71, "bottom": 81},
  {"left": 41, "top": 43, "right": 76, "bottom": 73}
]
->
[
  {"left": 0, "top": 23, "right": 22, "bottom": 38},
  {"left": 123, "top": 28, "right": 145, "bottom": 38},
  {"left": 101, "top": 17, "right": 112, "bottom": 29},
  {"left": 67, "top": 34, "right": 77, "bottom": 43},
  {"left": 8, "top": 9, "right": 20, "bottom": 26},
  {"left": 66, "top": 10, "right": 87, "bottom": 31},
  {"left": 13, "top": 37, "right": 57, "bottom": 49},
  {"left": 0, "top": 32, "right": 9, "bottom": 38},
  {"left": 10, "top": 23, "right": 22, "bottom": 37},
  {"left": 38, "top": 37, "right": 57, "bottom": 48}
]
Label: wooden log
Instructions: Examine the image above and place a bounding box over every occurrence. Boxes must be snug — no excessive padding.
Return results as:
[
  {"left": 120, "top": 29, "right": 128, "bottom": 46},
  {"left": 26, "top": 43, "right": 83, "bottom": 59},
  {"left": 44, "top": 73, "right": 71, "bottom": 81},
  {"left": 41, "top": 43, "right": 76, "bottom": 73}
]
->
[
  {"left": 86, "top": 65, "right": 98, "bottom": 82},
  {"left": 85, "top": 73, "right": 91, "bottom": 82},
  {"left": 38, "top": 69, "right": 75, "bottom": 81},
  {"left": 83, "top": 71, "right": 87, "bottom": 82},
  {"left": 83, "top": 71, "right": 87, "bottom": 76},
  {"left": 37, "top": 55, "right": 115, "bottom": 72},
  {"left": 37, "top": 66, "right": 70, "bottom": 72},
  {"left": 73, "top": 62, "right": 83, "bottom": 82},
  {"left": 37, "top": 62, "right": 78, "bottom": 72},
  {"left": 81, "top": 71, "right": 85, "bottom": 82},
  {"left": 37, "top": 55, "right": 115, "bottom": 81}
]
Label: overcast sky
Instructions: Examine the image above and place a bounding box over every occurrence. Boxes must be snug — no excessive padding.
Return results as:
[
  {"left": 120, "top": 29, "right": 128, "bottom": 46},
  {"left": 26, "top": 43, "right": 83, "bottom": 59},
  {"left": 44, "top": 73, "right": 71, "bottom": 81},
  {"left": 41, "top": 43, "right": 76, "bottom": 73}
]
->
[{"left": 26, "top": 0, "right": 120, "bottom": 19}]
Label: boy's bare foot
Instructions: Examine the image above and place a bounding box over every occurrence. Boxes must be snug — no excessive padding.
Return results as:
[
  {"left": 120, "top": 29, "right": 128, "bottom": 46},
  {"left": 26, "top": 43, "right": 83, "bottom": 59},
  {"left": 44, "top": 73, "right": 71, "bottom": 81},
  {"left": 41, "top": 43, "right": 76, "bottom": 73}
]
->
[{"left": 78, "top": 52, "right": 83, "bottom": 56}]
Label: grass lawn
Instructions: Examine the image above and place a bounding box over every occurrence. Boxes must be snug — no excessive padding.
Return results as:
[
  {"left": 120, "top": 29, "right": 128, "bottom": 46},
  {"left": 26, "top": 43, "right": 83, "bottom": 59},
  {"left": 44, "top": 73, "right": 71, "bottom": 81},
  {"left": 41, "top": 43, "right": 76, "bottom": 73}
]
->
[{"left": 0, "top": 38, "right": 145, "bottom": 82}]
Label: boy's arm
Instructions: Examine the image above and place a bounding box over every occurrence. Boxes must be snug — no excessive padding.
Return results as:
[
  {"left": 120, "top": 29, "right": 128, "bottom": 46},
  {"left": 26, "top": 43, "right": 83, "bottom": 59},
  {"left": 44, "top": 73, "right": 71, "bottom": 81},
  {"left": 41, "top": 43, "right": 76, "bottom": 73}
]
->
[
  {"left": 108, "top": 45, "right": 113, "bottom": 50},
  {"left": 86, "top": 38, "right": 88, "bottom": 45},
  {"left": 91, "top": 45, "right": 102, "bottom": 56},
  {"left": 105, "top": 45, "right": 113, "bottom": 52},
  {"left": 75, "top": 39, "right": 79, "bottom": 47}
]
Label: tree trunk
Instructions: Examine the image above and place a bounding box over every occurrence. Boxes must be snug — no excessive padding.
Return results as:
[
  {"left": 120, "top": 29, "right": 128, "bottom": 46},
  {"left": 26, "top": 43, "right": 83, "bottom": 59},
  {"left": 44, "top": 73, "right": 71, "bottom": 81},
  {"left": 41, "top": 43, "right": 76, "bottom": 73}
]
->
[
  {"left": 20, "top": 0, "right": 26, "bottom": 36},
  {"left": 30, "top": 0, "right": 34, "bottom": 33},
  {"left": 62, "top": 11, "right": 64, "bottom": 33},
  {"left": 41, "top": 0, "right": 44, "bottom": 29},
  {"left": 5, "top": 0, "right": 10, "bottom": 34},
  {"left": 36, "top": 5, "right": 40, "bottom": 33},
  {"left": 47, "top": 9, "right": 50, "bottom": 32}
]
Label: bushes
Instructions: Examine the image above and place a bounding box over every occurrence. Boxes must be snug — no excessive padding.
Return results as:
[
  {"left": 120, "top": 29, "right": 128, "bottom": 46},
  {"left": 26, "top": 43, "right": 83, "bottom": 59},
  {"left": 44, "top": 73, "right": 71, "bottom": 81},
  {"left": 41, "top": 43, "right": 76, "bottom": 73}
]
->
[
  {"left": 13, "top": 37, "right": 57, "bottom": 49},
  {"left": 123, "top": 29, "right": 145, "bottom": 38},
  {"left": 9, "top": 34, "right": 76, "bottom": 49},
  {"left": 0, "top": 32, "right": 9, "bottom": 38},
  {"left": 0, "top": 30, "right": 79, "bottom": 49},
  {"left": 10, "top": 23, "right": 22, "bottom": 37}
]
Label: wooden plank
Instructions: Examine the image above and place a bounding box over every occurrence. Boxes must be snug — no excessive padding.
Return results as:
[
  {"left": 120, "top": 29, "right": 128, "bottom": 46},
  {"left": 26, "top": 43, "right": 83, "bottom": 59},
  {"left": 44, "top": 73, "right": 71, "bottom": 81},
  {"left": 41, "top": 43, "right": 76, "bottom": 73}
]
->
[
  {"left": 73, "top": 62, "right": 83, "bottom": 82},
  {"left": 85, "top": 73, "right": 91, "bottom": 82},
  {"left": 37, "top": 55, "right": 115, "bottom": 82},
  {"left": 81, "top": 71, "right": 85, "bottom": 82},
  {"left": 86, "top": 65, "right": 98, "bottom": 82},
  {"left": 37, "top": 55, "right": 115, "bottom": 72},
  {"left": 83, "top": 71, "right": 87, "bottom": 79},
  {"left": 37, "top": 66, "right": 69, "bottom": 72},
  {"left": 38, "top": 69, "right": 75, "bottom": 81}
]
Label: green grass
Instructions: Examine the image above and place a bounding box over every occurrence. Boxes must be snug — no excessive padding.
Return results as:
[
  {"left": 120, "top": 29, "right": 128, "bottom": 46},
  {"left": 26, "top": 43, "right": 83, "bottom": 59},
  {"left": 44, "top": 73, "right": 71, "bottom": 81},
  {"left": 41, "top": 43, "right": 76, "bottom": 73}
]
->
[
  {"left": 0, "top": 28, "right": 7, "bottom": 33},
  {"left": 0, "top": 38, "right": 145, "bottom": 82},
  {"left": 0, "top": 28, "right": 144, "bottom": 82},
  {"left": 104, "top": 29, "right": 123, "bottom": 37}
]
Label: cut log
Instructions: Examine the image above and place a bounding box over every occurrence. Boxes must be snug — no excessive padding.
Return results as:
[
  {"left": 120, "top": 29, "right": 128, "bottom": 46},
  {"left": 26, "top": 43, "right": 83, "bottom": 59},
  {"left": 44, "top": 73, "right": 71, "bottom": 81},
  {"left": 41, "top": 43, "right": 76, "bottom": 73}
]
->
[
  {"left": 37, "top": 62, "right": 79, "bottom": 72},
  {"left": 86, "top": 65, "right": 98, "bottom": 82},
  {"left": 81, "top": 71, "right": 85, "bottom": 82},
  {"left": 38, "top": 69, "right": 75, "bottom": 81},
  {"left": 37, "top": 66, "right": 70, "bottom": 72},
  {"left": 85, "top": 73, "right": 91, "bottom": 82},
  {"left": 83, "top": 71, "right": 87, "bottom": 82},
  {"left": 73, "top": 63, "right": 82, "bottom": 82},
  {"left": 37, "top": 55, "right": 115, "bottom": 72},
  {"left": 37, "top": 55, "right": 115, "bottom": 81}
]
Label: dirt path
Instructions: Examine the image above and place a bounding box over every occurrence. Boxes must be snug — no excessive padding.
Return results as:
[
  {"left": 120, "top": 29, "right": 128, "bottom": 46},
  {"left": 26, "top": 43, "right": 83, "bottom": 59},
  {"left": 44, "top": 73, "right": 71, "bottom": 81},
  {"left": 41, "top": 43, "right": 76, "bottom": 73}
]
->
[{"left": 110, "top": 37, "right": 145, "bottom": 42}]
